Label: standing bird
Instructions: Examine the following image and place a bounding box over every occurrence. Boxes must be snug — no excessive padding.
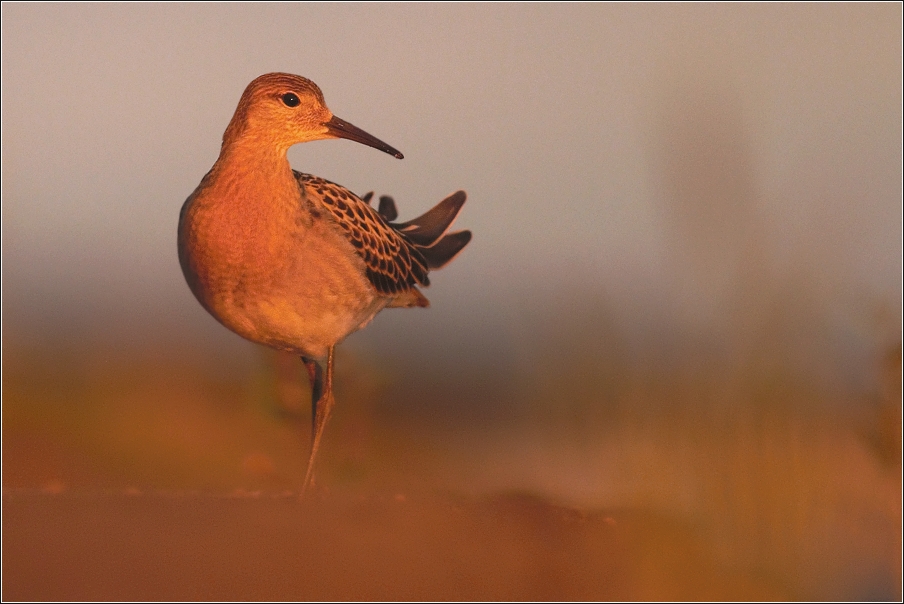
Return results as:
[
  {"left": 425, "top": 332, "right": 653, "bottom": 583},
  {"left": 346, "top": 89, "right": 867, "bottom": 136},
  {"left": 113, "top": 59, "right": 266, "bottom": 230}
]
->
[{"left": 178, "top": 73, "right": 471, "bottom": 492}]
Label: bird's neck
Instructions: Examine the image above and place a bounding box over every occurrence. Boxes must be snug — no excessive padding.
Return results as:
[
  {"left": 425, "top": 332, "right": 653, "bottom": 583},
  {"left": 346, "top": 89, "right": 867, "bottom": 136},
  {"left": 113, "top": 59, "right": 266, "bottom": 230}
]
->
[
  {"left": 207, "top": 140, "right": 300, "bottom": 211},
  {"left": 217, "top": 135, "right": 293, "bottom": 177},
  {"left": 182, "top": 139, "right": 309, "bottom": 265}
]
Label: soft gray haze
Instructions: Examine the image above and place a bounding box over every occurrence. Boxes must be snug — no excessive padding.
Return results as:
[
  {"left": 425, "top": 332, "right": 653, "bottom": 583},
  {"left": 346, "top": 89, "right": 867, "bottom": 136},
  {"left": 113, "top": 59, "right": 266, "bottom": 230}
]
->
[{"left": 3, "top": 4, "right": 901, "bottom": 382}]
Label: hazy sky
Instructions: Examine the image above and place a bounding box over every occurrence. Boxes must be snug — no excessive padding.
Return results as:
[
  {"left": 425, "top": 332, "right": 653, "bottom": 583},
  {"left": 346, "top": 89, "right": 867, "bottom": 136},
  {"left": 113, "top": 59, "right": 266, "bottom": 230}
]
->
[{"left": 2, "top": 4, "right": 901, "bottom": 372}]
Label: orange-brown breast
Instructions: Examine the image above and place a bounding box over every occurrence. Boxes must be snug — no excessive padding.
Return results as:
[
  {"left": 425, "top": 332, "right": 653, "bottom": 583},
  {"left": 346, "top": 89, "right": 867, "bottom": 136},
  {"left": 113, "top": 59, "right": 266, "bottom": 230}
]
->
[
  {"left": 180, "top": 160, "right": 302, "bottom": 297},
  {"left": 178, "top": 156, "right": 385, "bottom": 358}
]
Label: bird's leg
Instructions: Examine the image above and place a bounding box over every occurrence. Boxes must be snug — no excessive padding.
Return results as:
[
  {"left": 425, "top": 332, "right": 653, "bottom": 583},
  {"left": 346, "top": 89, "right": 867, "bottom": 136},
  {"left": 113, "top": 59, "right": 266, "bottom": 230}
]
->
[{"left": 301, "top": 346, "right": 335, "bottom": 494}]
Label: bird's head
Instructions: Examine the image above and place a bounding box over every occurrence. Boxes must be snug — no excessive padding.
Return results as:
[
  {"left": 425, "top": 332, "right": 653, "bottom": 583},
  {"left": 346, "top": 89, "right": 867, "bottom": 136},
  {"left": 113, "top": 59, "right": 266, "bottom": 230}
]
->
[{"left": 221, "top": 72, "right": 403, "bottom": 159}]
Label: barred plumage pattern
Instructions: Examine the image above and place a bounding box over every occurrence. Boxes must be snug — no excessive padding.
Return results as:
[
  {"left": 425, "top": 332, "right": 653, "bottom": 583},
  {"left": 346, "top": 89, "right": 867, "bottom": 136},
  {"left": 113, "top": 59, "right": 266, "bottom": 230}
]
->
[{"left": 296, "top": 172, "right": 430, "bottom": 295}]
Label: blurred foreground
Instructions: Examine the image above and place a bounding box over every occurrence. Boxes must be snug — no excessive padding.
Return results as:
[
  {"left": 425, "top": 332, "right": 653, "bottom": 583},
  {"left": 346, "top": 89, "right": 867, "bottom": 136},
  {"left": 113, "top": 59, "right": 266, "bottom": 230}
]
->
[{"left": 2, "top": 331, "right": 900, "bottom": 601}]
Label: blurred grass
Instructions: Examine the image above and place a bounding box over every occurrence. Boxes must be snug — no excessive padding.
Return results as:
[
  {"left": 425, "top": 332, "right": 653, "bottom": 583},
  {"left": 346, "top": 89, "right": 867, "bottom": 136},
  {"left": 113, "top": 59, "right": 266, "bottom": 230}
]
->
[{"left": 2, "top": 326, "right": 900, "bottom": 599}]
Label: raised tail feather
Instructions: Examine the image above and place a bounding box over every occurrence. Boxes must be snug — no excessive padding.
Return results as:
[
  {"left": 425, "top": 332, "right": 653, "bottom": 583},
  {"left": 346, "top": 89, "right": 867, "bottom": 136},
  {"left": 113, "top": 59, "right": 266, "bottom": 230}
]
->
[
  {"left": 393, "top": 191, "right": 467, "bottom": 247},
  {"left": 419, "top": 229, "right": 472, "bottom": 269},
  {"left": 362, "top": 188, "right": 471, "bottom": 279},
  {"left": 361, "top": 191, "right": 400, "bottom": 222},
  {"left": 378, "top": 196, "right": 399, "bottom": 221},
  {"left": 389, "top": 190, "right": 471, "bottom": 269}
]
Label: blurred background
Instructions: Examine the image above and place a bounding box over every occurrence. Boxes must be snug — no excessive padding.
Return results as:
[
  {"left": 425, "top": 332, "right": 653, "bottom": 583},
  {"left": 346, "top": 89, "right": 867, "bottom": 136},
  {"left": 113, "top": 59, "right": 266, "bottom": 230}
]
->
[{"left": 2, "top": 3, "right": 901, "bottom": 601}]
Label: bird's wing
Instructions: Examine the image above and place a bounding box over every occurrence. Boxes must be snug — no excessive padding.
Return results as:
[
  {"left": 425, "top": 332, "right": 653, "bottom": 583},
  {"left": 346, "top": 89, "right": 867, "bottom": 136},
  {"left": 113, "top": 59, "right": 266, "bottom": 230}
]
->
[
  {"left": 357, "top": 190, "right": 472, "bottom": 267},
  {"left": 295, "top": 172, "right": 430, "bottom": 295}
]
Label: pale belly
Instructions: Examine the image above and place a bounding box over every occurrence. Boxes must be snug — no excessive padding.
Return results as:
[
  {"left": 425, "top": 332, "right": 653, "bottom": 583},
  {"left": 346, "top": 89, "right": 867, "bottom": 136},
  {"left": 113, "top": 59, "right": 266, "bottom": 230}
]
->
[
  {"left": 216, "top": 283, "right": 388, "bottom": 360},
  {"left": 179, "top": 204, "right": 387, "bottom": 361}
]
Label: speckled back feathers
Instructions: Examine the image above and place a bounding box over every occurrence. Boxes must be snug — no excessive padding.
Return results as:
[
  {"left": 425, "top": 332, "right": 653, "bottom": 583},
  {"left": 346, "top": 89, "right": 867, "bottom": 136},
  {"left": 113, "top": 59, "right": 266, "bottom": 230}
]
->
[{"left": 297, "top": 172, "right": 466, "bottom": 297}]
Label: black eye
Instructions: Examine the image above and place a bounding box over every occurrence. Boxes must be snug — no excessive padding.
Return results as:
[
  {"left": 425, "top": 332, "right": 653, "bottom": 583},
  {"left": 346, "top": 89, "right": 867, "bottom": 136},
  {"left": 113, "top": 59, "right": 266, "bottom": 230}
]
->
[{"left": 281, "top": 92, "right": 300, "bottom": 107}]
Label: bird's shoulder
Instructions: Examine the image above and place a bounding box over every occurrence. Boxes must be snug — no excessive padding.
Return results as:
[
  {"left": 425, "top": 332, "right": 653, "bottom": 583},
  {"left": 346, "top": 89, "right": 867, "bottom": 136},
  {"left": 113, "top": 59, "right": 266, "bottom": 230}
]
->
[{"left": 293, "top": 171, "right": 430, "bottom": 295}]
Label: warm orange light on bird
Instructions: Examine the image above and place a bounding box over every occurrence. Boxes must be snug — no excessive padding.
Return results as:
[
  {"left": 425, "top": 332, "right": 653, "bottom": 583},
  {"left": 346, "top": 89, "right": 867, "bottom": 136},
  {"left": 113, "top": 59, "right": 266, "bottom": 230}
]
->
[{"left": 178, "top": 73, "right": 470, "bottom": 493}]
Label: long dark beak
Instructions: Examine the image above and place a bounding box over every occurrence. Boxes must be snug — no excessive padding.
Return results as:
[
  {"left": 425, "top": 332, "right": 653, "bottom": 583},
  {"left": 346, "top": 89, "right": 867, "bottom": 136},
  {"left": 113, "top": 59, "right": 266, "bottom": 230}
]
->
[{"left": 324, "top": 115, "right": 403, "bottom": 159}]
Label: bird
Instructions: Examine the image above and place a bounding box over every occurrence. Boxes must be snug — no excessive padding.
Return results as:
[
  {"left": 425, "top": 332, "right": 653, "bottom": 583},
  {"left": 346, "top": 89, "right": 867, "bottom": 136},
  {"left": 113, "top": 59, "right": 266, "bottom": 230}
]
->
[{"left": 177, "top": 73, "right": 471, "bottom": 493}]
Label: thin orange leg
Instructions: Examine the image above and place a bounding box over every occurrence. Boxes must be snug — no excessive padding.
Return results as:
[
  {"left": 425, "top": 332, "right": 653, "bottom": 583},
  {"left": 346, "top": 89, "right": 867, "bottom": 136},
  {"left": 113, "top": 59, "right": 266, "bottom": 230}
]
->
[{"left": 301, "top": 346, "right": 335, "bottom": 494}]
